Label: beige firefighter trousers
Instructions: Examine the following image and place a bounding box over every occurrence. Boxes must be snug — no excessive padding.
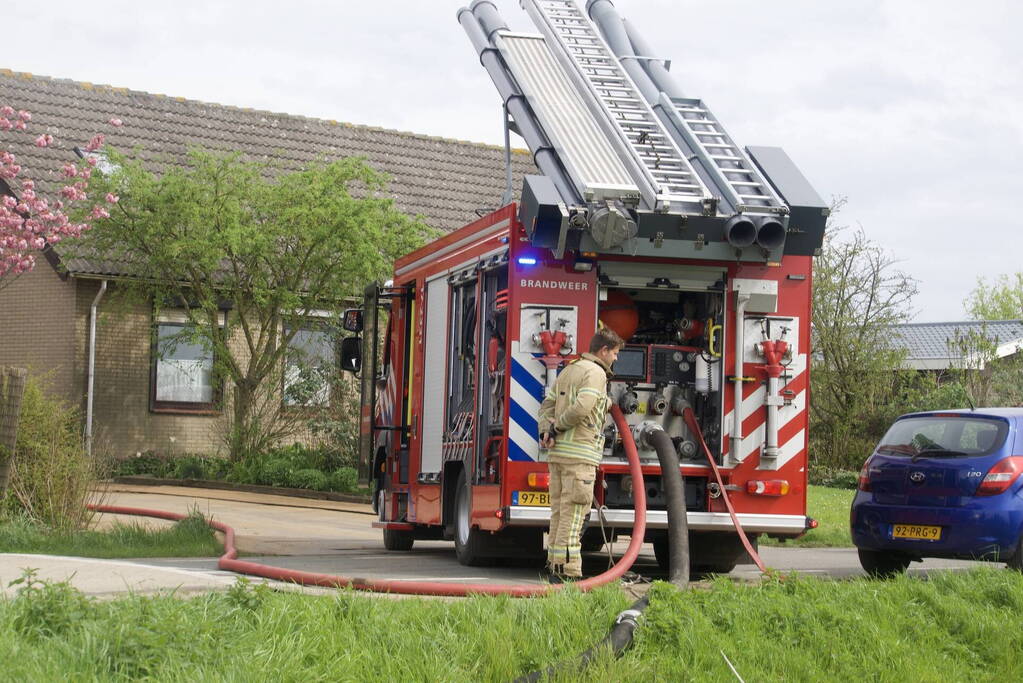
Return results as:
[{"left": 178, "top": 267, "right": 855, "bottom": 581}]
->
[{"left": 546, "top": 458, "right": 597, "bottom": 577}]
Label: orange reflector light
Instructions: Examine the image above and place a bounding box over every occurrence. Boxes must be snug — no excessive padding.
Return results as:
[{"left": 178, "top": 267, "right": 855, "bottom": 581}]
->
[
  {"left": 528, "top": 472, "right": 551, "bottom": 489},
  {"left": 746, "top": 479, "right": 790, "bottom": 496}
]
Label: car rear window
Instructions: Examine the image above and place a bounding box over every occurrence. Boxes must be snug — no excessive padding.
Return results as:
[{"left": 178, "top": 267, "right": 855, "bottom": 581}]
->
[{"left": 876, "top": 416, "right": 1008, "bottom": 458}]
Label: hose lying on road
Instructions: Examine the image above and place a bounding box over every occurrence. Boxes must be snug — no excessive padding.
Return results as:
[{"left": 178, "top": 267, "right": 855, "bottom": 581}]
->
[{"left": 88, "top": 406, "right": 646, "bottom": 599}]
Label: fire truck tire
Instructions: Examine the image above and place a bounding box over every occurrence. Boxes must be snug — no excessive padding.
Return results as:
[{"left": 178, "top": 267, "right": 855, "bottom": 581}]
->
[
  {"left": 383, "top": 527, "right": 415, "bottom": 551},
  {"left": 454, "top": 471, "right": 488, "bottom": 566},
  {"left": 653, "top": 537, "right": 737, "bottom": 576},
  {"left": 378, "top": 490, "right": 415, "bottom": 551},
  {"left": 580, "top": 528, "right": 606, "bottom": 552}
]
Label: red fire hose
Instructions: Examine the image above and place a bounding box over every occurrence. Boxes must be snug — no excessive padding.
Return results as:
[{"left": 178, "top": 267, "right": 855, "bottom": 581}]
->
[
  {"left": 682, "top": 406, "right": 768, "bottom": 573},
  {"left": 89, "top": 406, "right": 646, "bottom": 598}
]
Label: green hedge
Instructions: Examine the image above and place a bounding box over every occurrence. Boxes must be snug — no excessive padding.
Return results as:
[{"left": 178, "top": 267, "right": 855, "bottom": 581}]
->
[{"left": 112, "top": 446, "right": 360, "bottom": 494}]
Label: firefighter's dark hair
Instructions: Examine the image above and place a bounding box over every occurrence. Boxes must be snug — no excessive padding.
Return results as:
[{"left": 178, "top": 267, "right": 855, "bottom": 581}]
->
[{"left": 589, "top": 327, "right": 625, "bottom": 353}]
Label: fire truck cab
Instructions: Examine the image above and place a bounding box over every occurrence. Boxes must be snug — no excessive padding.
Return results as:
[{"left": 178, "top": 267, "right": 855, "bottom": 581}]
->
[{"left": 342, "top": 0, "right": 827, "bottom": 572}]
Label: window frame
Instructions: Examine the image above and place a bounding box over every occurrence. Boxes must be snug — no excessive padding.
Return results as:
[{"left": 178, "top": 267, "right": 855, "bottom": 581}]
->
[
  {"left": 149, "top": 311, "right": 224, "bottom": 415},
  {"left": 281, "top": 317, "right": 342, "bottom": 410}
]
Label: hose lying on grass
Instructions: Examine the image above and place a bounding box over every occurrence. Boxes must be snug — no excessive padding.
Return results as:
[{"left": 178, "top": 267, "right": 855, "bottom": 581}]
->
[{"left": 89, "top": 407, "right": 646, "bottom": 598}]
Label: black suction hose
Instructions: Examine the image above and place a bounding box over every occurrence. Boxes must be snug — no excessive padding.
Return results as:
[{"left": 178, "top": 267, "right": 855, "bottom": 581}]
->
[
  {"left": 644, "top": 425, "right": 690, "bottom": 588},
  {"left": 514, "top": 422, "right": 691, "bottom": 681},
  {"left": 514, "top": 596, "right": 649, "bottom": 683}
]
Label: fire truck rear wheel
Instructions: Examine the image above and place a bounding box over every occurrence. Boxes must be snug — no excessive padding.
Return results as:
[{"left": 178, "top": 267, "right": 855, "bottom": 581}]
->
[
  {"left": 379, "top": 490, "right": 414, "bottom": 551},
  {"left": 383, "top": 527, "right": 414, "bottom": 551},
  {"left": 653, "top": 537, "right": 737, "bottom": 576},
  {"left": 454, "top": 470, "right": 488, "bottom": 566}
]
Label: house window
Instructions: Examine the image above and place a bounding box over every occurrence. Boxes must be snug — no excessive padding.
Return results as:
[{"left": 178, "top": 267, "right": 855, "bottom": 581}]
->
[
  {"left": 283, "top": 325, "right": 337, "bottom": 407},
  {"left": 151, "top": 316, "right": 220, "bottom": 412}
]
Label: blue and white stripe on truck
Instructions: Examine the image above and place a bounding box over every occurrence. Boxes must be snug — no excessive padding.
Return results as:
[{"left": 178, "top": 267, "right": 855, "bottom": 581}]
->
[{"left": 508, "top": 342, "right": 546, "bottom": 462}]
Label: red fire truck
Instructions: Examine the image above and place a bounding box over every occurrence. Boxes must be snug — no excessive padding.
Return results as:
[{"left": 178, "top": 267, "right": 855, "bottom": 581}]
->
[{"left": 341, "top": 0, "right": 826, "bottom": 572}]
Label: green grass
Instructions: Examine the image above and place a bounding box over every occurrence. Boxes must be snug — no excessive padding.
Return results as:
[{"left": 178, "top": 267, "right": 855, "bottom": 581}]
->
[
  {"left": 0, "top": 512, "right": 223, "bottom": 558},
  {"left": 761, "top": 484, "right": 854, "bottom": 548},
  {"left": 2, "top": 569, "right": 1022, "bottom": 680}
]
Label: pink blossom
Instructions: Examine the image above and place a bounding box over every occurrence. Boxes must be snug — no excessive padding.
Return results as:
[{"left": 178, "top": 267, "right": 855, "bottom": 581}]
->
[
  {"left": 105, "top": 193, "right": 119, "bottom": 204},
  {"left": 86, "top": 156, "right": 98, "bottom": 167},
  {"left": 108, "top": 118, "right": 123, "bottom": 127},
  {"left": 2, "top": 103, "right": 101, "bottom": 281},
  {"left": 85, "top": 133, "right": 105, "bottom": 152}
]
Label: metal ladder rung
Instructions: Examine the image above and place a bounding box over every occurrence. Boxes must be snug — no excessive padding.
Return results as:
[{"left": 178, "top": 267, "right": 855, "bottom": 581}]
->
[{"left": 531, "top": 0, "right": 710, "bottom": 205}]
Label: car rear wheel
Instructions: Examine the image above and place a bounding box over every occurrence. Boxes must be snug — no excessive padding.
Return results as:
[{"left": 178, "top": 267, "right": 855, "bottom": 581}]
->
[
  {"left": 1005, "top": 536, "right": 1023, "bottom": 571},
  {"left": 858, "top": 548, "right": 911, "bottom": 578}
]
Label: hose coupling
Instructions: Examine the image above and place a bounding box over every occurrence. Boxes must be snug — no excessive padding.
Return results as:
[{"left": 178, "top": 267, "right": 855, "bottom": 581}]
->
[{"left": 614, "top": 608, "right": 644, "bottom": 626}]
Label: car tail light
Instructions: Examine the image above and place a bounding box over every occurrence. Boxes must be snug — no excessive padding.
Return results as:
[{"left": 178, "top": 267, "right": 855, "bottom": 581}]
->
[
  {"left": 527, "top": 472, "right": 550, "bottom": 490},
  {"left": 976, "top": 456, "right": 1023, "bottom": 496},
  {"left": 858, "top": 458, "right": 872, "bottom": 492},
  {"left": 746, "top": 480, "right": 789, "bottom": 496}
]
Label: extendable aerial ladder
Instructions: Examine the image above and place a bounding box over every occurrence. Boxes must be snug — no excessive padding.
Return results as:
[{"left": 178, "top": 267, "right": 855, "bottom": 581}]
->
[{"left": 460, "top": 0, "right": 828, "bottom": 261}]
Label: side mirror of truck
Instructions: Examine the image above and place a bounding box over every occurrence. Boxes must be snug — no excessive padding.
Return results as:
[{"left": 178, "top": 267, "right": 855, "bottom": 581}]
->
[
  {"left": 340, "top": 336, "right": 362, "bottom": 374},
  {"left": 342, "top": 309, "right": 364, "bottom": 333}
]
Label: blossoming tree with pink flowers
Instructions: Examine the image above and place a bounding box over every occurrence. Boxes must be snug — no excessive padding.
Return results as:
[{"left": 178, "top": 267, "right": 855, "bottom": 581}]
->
[{"left": 0, "top": 105, "right": 121, "bottom": 289}]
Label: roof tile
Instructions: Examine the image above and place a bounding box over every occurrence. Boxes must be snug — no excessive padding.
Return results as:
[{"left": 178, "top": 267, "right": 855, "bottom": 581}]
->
[{"left": 1, "top": 69, "right": 534, "bottom": 276}]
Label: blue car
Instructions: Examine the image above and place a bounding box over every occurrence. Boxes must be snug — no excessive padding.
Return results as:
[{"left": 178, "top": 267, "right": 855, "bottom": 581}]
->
[{"left": 850, "top": 408, "right": 1023, "bottom": 577}]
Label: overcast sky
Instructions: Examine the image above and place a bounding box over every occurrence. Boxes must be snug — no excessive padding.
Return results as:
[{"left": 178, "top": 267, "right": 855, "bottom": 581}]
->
[{"left": 5, "top": 0, "right": 1021, "bottom": 321}]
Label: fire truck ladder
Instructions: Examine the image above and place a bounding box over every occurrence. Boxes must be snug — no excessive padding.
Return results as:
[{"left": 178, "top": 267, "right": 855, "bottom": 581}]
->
[
  {"left": 522, "top": 0, "right": 712, "bottom": 213},
  {"left": 658, "top": 93, "right": 786, "bottom": 214}
]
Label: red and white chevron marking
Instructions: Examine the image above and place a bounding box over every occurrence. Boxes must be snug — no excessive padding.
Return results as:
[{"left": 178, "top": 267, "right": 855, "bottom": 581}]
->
[{"left": 722, "top": 352, "right": 808, "bottom": 469}]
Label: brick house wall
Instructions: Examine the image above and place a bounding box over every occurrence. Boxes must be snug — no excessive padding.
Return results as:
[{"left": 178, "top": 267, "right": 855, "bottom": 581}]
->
[
  {"left": 0, "top": 262, "right": 77, "bottom": 405},
  {"left": 78, "top": 279, "right": 256, "bottom": 458},
  {"left": 2, "top": 268, "right": 355, "bottom": 459}
]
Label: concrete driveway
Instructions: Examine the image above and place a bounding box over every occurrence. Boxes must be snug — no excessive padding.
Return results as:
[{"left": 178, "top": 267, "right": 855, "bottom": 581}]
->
[{"left": 0, "top": 484, "right": 990, "bottom": 598}]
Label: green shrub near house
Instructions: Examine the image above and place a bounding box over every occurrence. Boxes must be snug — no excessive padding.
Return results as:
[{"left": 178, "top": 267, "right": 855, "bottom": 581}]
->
[{"left": 112, "top": 445, "right": 362, "bottom": 494}]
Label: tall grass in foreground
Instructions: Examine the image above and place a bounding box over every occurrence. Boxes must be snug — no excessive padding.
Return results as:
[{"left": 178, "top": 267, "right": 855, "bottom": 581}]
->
[
  {"left": 0, "top": 512, "right": 222, "bottom": 558},
  {"left": 2, "top": 569, "right": 1022, "bottom": 681}
]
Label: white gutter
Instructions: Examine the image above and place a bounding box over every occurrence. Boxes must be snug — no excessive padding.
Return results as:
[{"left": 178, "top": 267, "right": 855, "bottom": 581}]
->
[{"left": 86, "top": 279, "right": 107, "bottom": 456}]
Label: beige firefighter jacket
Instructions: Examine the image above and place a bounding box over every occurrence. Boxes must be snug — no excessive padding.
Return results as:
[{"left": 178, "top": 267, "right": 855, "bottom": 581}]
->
[{"left": 538, "top": 352, "right": 612, "bottom": 465}]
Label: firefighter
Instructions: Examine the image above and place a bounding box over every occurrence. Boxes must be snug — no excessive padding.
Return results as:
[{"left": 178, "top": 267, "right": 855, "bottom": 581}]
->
[{"left": 538, "top": 327, "right": 624, "bottom": 581}]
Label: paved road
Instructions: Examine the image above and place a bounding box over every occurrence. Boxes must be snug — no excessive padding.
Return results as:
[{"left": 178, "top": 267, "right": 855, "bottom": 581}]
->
[{"left": 0, "top": 484, "right": 990, "bottom": 597}]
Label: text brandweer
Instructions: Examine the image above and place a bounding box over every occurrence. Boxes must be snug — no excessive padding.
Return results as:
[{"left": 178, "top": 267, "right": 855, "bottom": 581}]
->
[{"left": 519, "top": 279, "right": 589, "bottom": 291}]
